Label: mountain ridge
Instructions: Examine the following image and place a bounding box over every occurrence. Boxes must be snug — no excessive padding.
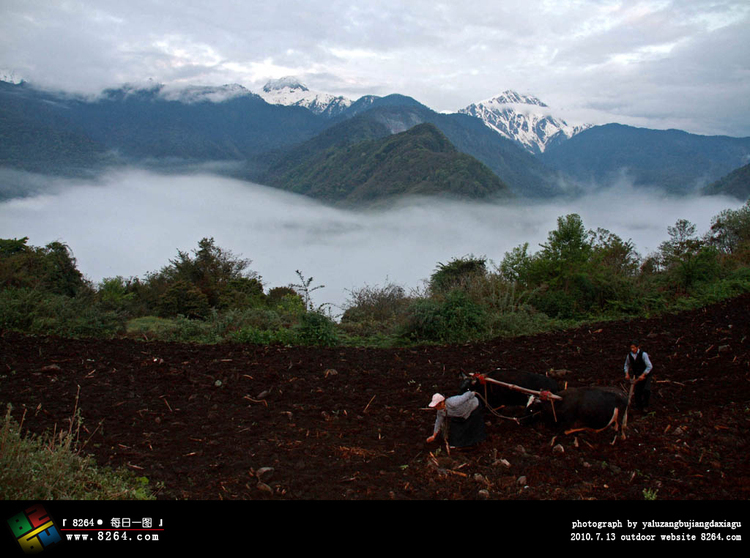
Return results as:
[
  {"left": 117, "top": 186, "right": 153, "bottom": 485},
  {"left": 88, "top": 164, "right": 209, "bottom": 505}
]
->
[
  {"left": 258, "top": 76, "right": 353, "bottom": 118},
  {"left": 458, "top": 90, "right": 591, "bottom": 155},
  {"left": 2, "top": 77, "right": 750, "bottom": 205},
  {"left": 262, "top": 122, "right": 514, "bottom": 206},
  {"left": 541, "top": 122, "right": 750, "bottom": 194}
]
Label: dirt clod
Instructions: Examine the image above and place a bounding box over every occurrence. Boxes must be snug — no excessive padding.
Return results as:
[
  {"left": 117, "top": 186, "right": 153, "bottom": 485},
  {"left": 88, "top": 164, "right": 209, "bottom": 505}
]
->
[{"left": 1, "top": 294, "right": 749, "bottom": 500}]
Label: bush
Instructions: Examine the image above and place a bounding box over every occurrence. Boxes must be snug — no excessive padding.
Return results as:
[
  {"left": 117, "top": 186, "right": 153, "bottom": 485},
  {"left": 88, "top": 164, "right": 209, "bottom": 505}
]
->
[
  {"left": 230, "top": 326, "right": 298, "bottom": 345},
  {"left": 341, "top": 281, "right": 412, "bottom": 329},
  {"left": 0, "top": 238, "right": 87, "bottom": 296},
  {"left": 266, "top": 287, "right": 301, "bottom": 307},
  {"left": 0, "top": 405, "right": 156, "bottom": 500},
  {"left": 157, "top": 280, "right": 211, "bottom": 319},
  {"left": 0, "top": 288, "right": 124, "bottom": 338},
  {"left": 487, "top": 305, "right": 557, "bottom": 337},
  {"left": 428, "top": 255, "right": 487, "bottom": 294},
  {"left": 400, "top": 290, "right": 488, "bottom": 343},
  {"left": 530, "top": 288, "right": 577, "bottom": 320},
  {"left": 295, "top": 311, "right": 339, "bottom": 346}
]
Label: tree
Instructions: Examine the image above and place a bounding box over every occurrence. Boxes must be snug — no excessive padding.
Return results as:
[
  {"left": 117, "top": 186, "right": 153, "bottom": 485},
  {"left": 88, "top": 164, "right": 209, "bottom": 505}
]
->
[
  {"left": 706, "top": 201, "right": 750, "bottom": 256},
  {"left": 0, "top": 238, "right": 85, "bottom": 296},
  {"left": 658, "top": 219, "right": 702, "bottom": 267},
  {"left": 541, "top": 214, "right": 592, "bottom": 269},
  {"left": 39, "top": 241, "right": 86, "bottom": 297},
  {"left": 590, "top": 228, "right": 640, "bottom": 277},
  {"left": 157, "top": 237, "right": 262, "bottom": 311},
  {"left": 658, "top": 219, "right": 718, "bottom": 291},
  {"left": 428, "top": 255, "right": 487, "bottom": 294},
  {"left": 500, "top": 243, "right": 532, "bottom": 285},
  {"left": 526, "top": 214, "right": 594, "bottom": 293}
]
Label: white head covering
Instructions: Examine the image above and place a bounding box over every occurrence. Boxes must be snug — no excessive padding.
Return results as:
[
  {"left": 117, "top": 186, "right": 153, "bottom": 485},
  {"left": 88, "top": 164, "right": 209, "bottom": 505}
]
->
[{"left": 428, "top": 393, "right": 446, "bottom": 407}]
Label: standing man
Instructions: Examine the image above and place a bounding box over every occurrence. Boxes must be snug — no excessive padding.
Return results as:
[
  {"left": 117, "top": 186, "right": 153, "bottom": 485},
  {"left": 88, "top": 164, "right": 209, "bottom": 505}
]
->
[{"left": 624, "top": 339, "right": 654, "bottom": 410}]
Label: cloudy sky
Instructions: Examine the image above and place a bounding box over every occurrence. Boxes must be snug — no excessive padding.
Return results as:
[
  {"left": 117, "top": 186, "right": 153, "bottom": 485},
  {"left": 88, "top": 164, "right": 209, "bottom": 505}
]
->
[{"left": 1, "top": 0, "right": 749, "bottom": 136}]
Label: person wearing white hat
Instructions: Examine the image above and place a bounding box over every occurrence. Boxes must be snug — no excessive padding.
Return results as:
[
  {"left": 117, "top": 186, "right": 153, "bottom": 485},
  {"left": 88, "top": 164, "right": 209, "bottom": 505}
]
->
[{"left": 426, "top": 390, "right": 485, "bottom": 448}]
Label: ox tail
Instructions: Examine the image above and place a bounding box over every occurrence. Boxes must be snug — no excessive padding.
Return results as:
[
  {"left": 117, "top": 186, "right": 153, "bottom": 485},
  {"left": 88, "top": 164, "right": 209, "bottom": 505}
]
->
[{"left": 564, "top": 407, "right": 620, "bottom": 436}]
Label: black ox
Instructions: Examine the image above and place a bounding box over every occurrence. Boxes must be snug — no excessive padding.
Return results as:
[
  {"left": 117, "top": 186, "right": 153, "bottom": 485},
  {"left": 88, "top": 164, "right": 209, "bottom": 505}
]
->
[
  {"left": 460, "top": 369, "right": 560, "bottom": 413},
  {"left": 535, "top": 386, "right": 629, "bottom": 445}
]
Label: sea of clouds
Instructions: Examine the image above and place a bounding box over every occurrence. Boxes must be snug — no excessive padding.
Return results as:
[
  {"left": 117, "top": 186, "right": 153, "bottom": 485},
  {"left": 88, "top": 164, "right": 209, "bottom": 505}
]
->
[{"left": 0, "top": 167, "right": 744, "bottom": 312}]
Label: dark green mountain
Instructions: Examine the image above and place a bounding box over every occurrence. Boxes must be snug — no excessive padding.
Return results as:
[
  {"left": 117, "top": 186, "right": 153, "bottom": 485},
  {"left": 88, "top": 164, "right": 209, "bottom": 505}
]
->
[
  {"left": 0, "top": 81, "right": 109, "bottom": 174},
  {"left": 261, "top": 100, "right": 565, "bottom": 198},
  {"left": 263, "top": 122, "right": 513, "bottom": 206},
  {"left": 0, "top": 81, "right": 328, "bottom": 171},
  {"left": 541, "top": 123, "right": 750, "bottom": 193},
  {"left": 6, "top": 79, "right": 750, "bottom": 206},
  {"left": 702, "top": 163, "right": 750, "bottom": 200},
  {"left": 334, "top": 93, "right": 429, "bottom": 121}
]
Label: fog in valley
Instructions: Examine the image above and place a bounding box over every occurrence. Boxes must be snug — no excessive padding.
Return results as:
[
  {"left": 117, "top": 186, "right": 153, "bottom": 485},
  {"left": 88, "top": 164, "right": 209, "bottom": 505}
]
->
[{"left": 0, "top": 167, "right": 744, "bottom": 312}]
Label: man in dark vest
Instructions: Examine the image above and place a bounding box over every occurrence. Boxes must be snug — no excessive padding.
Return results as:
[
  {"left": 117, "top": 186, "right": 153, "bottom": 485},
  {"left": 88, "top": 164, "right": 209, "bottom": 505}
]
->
[{"left": 624, "top": 339, "right": 653, "bottom": 410}]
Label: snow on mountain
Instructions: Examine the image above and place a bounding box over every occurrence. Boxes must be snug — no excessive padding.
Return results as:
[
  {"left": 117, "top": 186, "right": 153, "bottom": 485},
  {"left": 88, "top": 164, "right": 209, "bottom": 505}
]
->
[
  {"left": 458, "top": 90, "right": 591, "bottom": 154},
  {"left": 160, "top": 83, "right": 256, "bottom": 104},
  {"left": 0, "top": 69, "right": 25, "bottom": 84},
  {"left": 258, "top": 77, "right": 352, "bottom": 117}
]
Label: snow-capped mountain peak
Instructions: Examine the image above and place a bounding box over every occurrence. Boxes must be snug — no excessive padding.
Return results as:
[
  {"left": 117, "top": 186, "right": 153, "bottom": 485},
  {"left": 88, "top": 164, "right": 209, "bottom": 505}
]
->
[
  {"left": 459, "top": 90, "right": 590, "bottom": 154},
  {"left": 160, "top": 83, "right": 254, "bottom": 104},
  {"left": 262, "top": 76, "right": 309, "bottom": 93},
  {"left": 0, "top": 69, "right": 25, "bottom": 85},
  {"left": 484, "top": 90, "right": 548, "bottom": 108},
  {"left": 257, "top": 76, "right": 351, "bottom": 117}
]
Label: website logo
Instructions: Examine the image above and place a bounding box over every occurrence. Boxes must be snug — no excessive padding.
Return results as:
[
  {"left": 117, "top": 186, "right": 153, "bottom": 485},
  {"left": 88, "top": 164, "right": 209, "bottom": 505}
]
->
[{"left": 7, "top": 505, "right": 61, "bottom": 554}]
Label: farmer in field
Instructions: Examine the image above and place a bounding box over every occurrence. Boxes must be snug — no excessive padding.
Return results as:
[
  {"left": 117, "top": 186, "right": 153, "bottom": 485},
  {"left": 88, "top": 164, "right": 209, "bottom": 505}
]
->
[
  {"left": 426, "top": 391, "right": 486, "bottom": 448},
  {"left": 624, "top": 339, "right": 653, "bottom": 410}
]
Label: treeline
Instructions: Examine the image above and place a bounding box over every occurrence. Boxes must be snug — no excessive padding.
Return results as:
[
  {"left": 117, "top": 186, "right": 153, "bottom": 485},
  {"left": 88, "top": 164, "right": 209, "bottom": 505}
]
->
[
  {"left": 345, "top": 200, "right": 750, "bottom": 344},
  {"left": 1, "top": 201, "right": 749, "bottom": 346},
  {"left": 0, "top": 236, "right": 339, "bottom": 345}
]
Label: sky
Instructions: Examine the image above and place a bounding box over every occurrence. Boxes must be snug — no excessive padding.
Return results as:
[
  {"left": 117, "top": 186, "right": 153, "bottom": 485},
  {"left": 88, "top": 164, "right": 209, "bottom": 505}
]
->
[{"left": 1, "top": 0, "right": 750, "bottom": 137}]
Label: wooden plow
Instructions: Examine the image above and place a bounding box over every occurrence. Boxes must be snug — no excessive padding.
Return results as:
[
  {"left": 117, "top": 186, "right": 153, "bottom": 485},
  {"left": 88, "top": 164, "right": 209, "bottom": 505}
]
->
[
  {"left": 474, "top": 374, "right": 629, "bottom": 445},
  {"left": 467, "top": 373, "right": 563, "bottom": 423},
  {"left": 474, "top": 374, "right": 563, "bottom": 401}
]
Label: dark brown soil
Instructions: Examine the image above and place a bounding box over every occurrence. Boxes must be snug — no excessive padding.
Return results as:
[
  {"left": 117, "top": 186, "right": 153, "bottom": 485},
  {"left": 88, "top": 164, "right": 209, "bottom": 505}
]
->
[{"left": 2, "top": 295, "right": 749, "bottom": 501}]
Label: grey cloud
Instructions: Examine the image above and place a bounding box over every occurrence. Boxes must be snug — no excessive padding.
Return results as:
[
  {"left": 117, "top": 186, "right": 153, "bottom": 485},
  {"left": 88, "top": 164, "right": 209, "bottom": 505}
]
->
[{"left": 0, "top": 0, "right": 748, "bottom": 135}]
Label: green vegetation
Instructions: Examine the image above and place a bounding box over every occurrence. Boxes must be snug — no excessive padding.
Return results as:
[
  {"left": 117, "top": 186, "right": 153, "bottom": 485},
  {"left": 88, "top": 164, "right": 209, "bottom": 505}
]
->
[
  {"left": 341, "top": 200, "right": 750, "bottom": 344},
  {"left": 541, "top": 123, "right": 750, "bottom": 195},
  {"left": 0, "top": 235, "right": 341, "bottom": 346},
  {"left": 643, "top": 487, "right": 659, "bottom": 501},
  {"left": 1, "top": 404, "right": 156, "bottom": 500},
  {"left": 702, "top": 162, "right": 750, "bottom": 201},
  {"left": 2, "top": 203, "right": 749, "bottom": 501},
  {"left": 1, "top": 201, "right": 750, "bottom": 348},
  {"left": 263, "top": 122, "right": 513, "bottom": 205}
]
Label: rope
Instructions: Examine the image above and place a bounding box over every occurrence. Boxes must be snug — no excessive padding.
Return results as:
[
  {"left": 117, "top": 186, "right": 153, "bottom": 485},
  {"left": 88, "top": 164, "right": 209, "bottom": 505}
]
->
[
  {"left": 471, "top": 390, "right": 521, "bottom": 424},
  {"left": 471, "top": 373, "right": 544, "bottom": 424}
]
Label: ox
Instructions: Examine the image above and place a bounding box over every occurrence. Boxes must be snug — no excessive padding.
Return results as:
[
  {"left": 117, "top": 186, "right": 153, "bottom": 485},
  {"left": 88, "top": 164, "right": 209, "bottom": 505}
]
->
[
  {"left": 460, "top": 369, "right": 560, "bottom": 419},
  {"left": 536, "top": 386, "right": 629, "bottom": 445}
]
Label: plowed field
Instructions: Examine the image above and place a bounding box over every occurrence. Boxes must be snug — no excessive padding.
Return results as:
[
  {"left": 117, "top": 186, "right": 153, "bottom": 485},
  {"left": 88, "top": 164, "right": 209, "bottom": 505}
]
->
[{"left": 2, "top": 295, "right": 749, "bottom": 500}]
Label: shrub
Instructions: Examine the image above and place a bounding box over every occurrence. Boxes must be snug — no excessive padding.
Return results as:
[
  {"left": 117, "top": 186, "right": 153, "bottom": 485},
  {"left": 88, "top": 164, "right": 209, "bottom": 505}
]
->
[
  {"left": 0, "top": 237, "right": 87, "bottom": 296},
  {"left": 487, "top": 306, "right": 559, "bottom": 338},
  {"left": 428, "top": 255, "right": 487, "bottom": 294},
  {"left": 230, "top": 326, "right": 298, "bottom": 345},
  {"left": 157, "top": 280, "right": 211, "bottom": 319},
  {"left": 1, "top": 405, "right": 156, "bottom": 500},
  {"left": 400, "top": 289, "right": 488, "bottom": 343},
  {"left": 530, "top": 288, "right": 577, "bottom": 320},
  {"left": 0, "top": 288, "right": 124, "bottom": 338},
  {"left": 341, "top": 281, "right": 412, "bottom": 324},
  {"left": 295, "top": 311, "right": 339, "bottom": 346},
  {"left": 266, "top": 286, "right": 300, "bottom": 307}
]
